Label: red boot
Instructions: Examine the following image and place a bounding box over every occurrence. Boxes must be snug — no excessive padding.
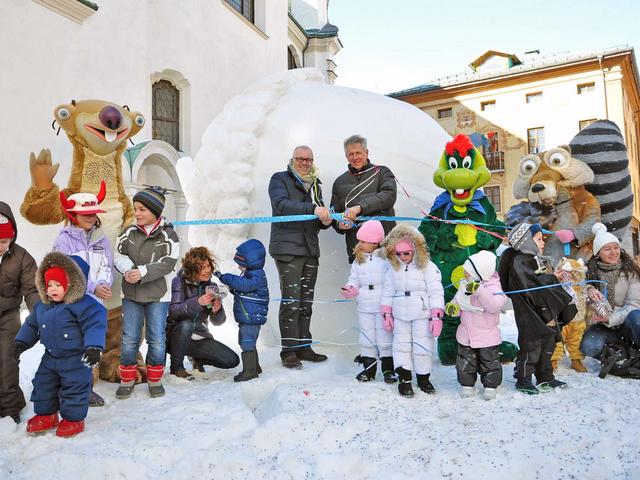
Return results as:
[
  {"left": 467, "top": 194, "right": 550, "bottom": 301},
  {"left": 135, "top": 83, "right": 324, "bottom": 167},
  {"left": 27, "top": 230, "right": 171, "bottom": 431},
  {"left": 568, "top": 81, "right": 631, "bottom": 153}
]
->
[
  {"left": 26, "top": 413, "right": 59, "bottom": 435},
  {"left": 56, "top": 419, "right": 85, "bottom": 438}
]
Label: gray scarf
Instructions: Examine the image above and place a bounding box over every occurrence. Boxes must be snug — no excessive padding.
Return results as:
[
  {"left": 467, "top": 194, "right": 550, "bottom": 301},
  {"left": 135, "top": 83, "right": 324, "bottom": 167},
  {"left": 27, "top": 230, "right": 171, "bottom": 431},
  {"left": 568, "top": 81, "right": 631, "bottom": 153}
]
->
[{"left": 595, "top": 260, "right": 622, "bottom": 304}]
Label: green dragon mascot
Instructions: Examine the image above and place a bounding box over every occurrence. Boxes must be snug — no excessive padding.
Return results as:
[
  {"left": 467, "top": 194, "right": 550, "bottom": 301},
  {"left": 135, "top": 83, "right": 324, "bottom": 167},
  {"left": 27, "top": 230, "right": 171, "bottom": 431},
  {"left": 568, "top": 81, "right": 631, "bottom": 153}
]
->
[{"left": 419, "top": 134, "right": 519, "bottom": 365}]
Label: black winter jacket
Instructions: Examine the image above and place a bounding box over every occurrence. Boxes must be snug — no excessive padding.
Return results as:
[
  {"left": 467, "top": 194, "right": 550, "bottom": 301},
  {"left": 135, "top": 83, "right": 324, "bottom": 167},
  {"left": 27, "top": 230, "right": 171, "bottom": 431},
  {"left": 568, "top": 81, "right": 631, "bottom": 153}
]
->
[{"left": 268, "top": 167, "right": 330, "bottom": 258}]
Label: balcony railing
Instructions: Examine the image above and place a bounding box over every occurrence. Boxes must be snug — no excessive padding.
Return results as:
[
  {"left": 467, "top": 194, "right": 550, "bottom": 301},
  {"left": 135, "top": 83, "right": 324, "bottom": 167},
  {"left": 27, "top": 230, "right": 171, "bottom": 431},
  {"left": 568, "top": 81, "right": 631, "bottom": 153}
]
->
[{"left": 485, "top": 151, "right": 504, "bottom": 171}]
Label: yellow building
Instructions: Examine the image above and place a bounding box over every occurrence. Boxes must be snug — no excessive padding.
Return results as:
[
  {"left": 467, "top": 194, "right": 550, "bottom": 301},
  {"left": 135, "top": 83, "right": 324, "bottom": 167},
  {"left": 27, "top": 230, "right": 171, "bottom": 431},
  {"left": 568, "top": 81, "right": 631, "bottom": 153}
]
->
[{"left": 391, "top": 46, "right": 640, "bottom": 256}]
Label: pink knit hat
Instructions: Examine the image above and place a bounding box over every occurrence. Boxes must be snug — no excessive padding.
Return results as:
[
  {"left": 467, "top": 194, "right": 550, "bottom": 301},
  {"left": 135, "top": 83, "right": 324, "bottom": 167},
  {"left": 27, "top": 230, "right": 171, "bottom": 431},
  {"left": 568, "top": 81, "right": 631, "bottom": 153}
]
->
[
  {"left": 356, "top": 220, "right": 385, "bottom": 244},
  {"left": 394, "top": 239, "right": 414, "bottom": 253}
]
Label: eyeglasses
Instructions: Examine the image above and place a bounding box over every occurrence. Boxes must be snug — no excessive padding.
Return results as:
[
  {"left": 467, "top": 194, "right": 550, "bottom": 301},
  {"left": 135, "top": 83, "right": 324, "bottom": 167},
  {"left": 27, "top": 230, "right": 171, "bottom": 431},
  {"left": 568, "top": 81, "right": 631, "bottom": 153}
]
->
[
  {"left": 396, "top": 251, "right": 412, "bottom": 257},
  {"left": 293, "top": 157, "right": 314, "bottom": 164}
]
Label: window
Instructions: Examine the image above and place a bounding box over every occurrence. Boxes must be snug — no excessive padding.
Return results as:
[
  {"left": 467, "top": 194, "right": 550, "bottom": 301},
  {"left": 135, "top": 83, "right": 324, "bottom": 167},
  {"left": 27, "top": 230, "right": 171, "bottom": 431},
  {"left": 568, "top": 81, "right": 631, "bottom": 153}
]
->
[
  {"left": 577, "top": 82, "right": 595, "bottom": 95},
  {"left": 579, "top": 119, "right": 597, "bottom": 130},
  {"left": 526, "top": 92, "right": 543, "bottom": 103},
  {"left": 437, "top": 107, "right": 452, "bottom": 119},
  {"left": 484, "top": 186, "right": 501, "bottom": 212},
  {"left": 224, "top": 0, "right": 254, "bottom": 23},
  {"left": 527, "top": 127, "right": 545, "bottom": 154},
  {"left": 152, "top": 80, "right": 180, "bottom": 150},
  {"left": 480, "top": 100, "right": 496, "bottom": 111}
]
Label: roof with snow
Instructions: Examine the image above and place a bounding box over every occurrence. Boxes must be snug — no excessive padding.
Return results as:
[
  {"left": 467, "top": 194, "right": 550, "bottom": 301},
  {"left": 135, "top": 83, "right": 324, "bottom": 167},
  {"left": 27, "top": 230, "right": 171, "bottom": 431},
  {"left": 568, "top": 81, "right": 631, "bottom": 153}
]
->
[{"left": 389, "top": 45, "right": 634, "bottom": 98}]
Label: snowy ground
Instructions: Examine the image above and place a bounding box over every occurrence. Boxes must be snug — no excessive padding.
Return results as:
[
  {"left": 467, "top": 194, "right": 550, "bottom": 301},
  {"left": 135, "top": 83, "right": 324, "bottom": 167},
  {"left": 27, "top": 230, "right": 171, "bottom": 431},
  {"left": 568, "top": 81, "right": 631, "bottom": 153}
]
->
[{"left": 1, "top": 313, "right": 639, "bottom": 480}]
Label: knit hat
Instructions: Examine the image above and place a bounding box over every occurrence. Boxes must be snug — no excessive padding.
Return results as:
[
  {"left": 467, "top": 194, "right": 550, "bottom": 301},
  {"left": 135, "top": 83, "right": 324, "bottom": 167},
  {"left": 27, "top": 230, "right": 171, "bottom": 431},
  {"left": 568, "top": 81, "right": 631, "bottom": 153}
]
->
[
  {"left": 394, "top": 238, "right": 414, "bottom": 253},
  {"left": 0, "top": 214, "right": 15, "bottom": 239},
  {"left": 508, "top": 222, "right": 541, "bottom": 255},
  {"left": 592, "top": 223, "right": 620, "bottom": 256},
  {"left": 357, "top": 220, "right": 385, "bottom": 244},
  {"left": 133, "top": 186, "right": 166, "bottom": 219},
  {"left": 463, "top": 250, "right": 497, "bottom": 282},
  {"left": 44, "top": 266, "right": 69, "bottom": 292}
]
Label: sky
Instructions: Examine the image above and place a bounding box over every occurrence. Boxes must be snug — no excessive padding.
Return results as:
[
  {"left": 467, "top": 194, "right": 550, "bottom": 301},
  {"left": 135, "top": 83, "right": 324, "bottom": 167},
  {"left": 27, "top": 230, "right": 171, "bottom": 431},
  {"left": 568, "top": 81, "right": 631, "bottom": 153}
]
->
[{"left": 329, "top": 0, "right": 640, "bottom": 94}]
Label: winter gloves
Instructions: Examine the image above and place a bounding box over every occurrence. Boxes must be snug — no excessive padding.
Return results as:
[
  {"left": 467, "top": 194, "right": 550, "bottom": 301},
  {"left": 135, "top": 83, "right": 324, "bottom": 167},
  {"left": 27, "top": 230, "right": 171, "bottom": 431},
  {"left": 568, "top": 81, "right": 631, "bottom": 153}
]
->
[
  {"left": 14, "top": 342, "right": 27, "bottom": 362},
  {"left": 445, "top": 302, "right": 461, "bottom": 317},
  {"left": 82, "top": 347, "right": 102, "bottom": 368},
  {"left": 382, "top": 305, "right": 394, "bottom": 331},
  {"left": 430, "top": 308, "right": 444, "bottom": 337},
  {"left": 464, "top": 282, "right": 480, "bottom": 295},
  {"left": 555, "top": 229, "right": 576, "bottom": 243},
  {"left": 340, "top": 285, "right": 359, "bottom": 299}
]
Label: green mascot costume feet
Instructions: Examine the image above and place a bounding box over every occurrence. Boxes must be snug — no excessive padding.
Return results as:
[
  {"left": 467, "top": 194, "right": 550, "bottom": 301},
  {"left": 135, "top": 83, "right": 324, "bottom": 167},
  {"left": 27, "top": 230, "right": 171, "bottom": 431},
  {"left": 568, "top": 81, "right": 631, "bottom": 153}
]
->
[{"left": 419, "top": 134, "right": 518, "bottom": 365}]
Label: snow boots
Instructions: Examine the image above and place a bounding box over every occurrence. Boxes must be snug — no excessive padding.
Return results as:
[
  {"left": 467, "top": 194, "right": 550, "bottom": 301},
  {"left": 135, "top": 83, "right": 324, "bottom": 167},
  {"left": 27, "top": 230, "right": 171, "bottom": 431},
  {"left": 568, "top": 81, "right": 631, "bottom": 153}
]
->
[
  {"left": 296, "top": 347, "right": 328, "bottom": 363},
  {"left": 26, "top": 413, "right": 59, "bottom": 435},
  {"left": 416, "top": 373, "right": 435, "bottom": 394},
  {"left": 460, "top": 386, "right": 475, "bottom": 398},
  {"left": 88, "top": 389, "right": 105, "bottom": 407},
  {"left": 544, "top": 378, "right": 568, "bottom": 389},
  {"left": 571, "top": 359, "right": 587, "bottom": 372},
  {"left": 515, "top": 377, "right": 539, "bottom": 395},
  {"left": 56, "top": 419, "right": 84, "bottom": 438},
  {"left": 483, "top": 388, "right": 497, "bottom": 400},
  {"left": 355, "top": 356, "right": 377, "bottom": 382},
  {"left": 380, "top": 357, "right": 397, "bottom": 383},
  {"left": 147, "top": 365, "right": 165, "bottom": 398},
  {"left": 234, "top": 350, "right": 259, "bottom": 382},
  {"left": 256, "top": 350, "right": 263, "bottom": 374},
  {"left": 396, "top": 367, "right": 414, "bottom": 397},
  {"left": 116, "top": 364, "right": 137, "bottom": 399},
  {"left": 281, "top": 351, "right": 303, "bottom": 369}
]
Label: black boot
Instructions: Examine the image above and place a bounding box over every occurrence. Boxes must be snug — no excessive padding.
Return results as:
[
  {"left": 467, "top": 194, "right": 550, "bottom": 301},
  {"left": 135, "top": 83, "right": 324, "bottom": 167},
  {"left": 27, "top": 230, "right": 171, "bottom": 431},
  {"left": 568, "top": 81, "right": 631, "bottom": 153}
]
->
[
  {"left": 256, "top": 350, "right": 263, "bottom": 374},
  {"left": 380, "top": 357, "right": 397, "bottom": 383},
  {"left": 515, "top": 377, "right": 539, "bottom": 395},
  {"left": 599, "top": 343, "right": 626, "bottom": 379},
  {"left": 416, "top": 373, "right": 435, "bottom": 394},
  {"left": 396, "top": 367, "right": 414, "bottom": 397},
  {"left": 234, "top": 351, "right": 259, "bottom": 382},
  {"left": 355, "top": 356, "right": 376, "bottom": 382}
]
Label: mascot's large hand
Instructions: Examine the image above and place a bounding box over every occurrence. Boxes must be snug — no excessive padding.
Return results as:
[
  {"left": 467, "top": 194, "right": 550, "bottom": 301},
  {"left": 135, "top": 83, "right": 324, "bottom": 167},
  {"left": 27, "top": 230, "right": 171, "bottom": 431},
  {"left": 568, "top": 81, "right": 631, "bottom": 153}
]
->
[{"left": 29, "top": 149, "right": 59, "bottom": 190}]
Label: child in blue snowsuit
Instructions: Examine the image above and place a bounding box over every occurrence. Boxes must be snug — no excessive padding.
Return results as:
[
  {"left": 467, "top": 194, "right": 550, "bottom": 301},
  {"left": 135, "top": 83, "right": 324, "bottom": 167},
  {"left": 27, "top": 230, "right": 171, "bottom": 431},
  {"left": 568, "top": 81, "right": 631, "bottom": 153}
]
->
[
  {"left": 14, "top": 252, "right": 107, "bottom": 437},
  {"left": 216, "top": 239, "right": 269, "bottom": 382}
]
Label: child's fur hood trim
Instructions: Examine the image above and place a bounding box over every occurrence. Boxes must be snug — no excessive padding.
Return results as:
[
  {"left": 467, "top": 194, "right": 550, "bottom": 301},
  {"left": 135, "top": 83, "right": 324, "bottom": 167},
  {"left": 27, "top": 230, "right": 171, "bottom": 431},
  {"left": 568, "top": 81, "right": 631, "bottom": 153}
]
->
[
  {"left": 36, "top": 251, "right": 87, "bottom": 304},
  {"left": 381, "top": 224, "right": 429, "bottom": 270}
]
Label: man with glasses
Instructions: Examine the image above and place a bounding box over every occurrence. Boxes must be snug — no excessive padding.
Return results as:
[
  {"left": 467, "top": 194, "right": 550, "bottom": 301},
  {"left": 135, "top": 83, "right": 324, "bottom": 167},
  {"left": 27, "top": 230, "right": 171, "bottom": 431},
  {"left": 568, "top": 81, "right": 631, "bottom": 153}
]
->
[
  {"left": 268, "top": 146, "right": 332, "bottom": 369},
  {"left": 331, "top": 135, "right": 397, "bottom": 263}
]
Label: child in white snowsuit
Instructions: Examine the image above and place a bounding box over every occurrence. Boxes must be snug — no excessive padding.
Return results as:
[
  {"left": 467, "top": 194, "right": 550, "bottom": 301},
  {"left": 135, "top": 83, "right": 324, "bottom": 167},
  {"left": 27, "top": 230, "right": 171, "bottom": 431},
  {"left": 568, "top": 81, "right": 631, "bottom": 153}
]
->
[
  {"left": 445, "top": 250, "right": 506, "bottom": 400},
  {"left": 381, "top": 224, "right": 445, "bottom": 397},
  {"left": 341, "top": 220, "right": 396, "bottom": 383}
]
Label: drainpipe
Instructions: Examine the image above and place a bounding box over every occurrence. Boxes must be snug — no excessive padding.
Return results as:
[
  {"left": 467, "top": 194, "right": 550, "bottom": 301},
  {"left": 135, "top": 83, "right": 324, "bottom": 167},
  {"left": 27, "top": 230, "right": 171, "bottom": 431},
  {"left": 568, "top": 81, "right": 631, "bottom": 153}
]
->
[{"left": 598, "top": 55, "right": 610, "bottom": 119}]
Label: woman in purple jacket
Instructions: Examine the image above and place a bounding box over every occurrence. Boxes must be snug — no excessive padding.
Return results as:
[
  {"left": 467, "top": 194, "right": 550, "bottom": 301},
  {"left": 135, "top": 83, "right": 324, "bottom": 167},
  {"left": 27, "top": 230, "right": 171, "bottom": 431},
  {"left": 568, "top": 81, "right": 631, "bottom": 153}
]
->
[
  {"left": 167, "top": 247, "right": 239, "bottom": 379},
  {"left": 53, "top": 182, "right": 113, "bottom": 407}
]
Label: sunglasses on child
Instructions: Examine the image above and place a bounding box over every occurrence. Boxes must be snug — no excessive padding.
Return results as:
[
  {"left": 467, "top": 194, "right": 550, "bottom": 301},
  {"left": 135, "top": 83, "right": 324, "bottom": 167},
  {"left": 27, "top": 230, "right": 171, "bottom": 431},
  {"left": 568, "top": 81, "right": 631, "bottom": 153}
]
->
[{"left": 396, "top": 251, "right": 412, "bottom": 257}]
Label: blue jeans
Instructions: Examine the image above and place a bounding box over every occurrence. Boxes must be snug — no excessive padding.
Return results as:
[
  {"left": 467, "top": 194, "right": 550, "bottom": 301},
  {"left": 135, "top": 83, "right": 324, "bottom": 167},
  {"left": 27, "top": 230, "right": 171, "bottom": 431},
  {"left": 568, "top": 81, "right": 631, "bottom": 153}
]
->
[
  {"left": 580, "top": 309, "right": 640, "bottom": 359},
  {"left": 120, "top": 299, "right": 169, "bottom": 366},
  {"left": 238, "top": 324, "right": 261, "bottom": 352}
]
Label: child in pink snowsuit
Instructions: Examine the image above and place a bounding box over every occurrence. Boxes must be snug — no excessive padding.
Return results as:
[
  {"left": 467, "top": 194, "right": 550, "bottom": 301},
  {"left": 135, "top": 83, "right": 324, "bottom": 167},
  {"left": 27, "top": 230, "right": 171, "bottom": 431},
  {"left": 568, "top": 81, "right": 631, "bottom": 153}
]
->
[
  {"left": 445, "top": 250, "right": 506, "bottom": 400},
  {"left": 341, "top": 221, "right": 396, "bottom": 383}
]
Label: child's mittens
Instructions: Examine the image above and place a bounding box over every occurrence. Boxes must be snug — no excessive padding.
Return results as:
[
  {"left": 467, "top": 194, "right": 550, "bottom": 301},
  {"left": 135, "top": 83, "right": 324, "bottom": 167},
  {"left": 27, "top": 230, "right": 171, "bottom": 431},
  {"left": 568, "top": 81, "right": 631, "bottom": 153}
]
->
[
  {"left": 82, "top": 347, "right": 102, "bottom": 368},
  {"left": 340, "top": 285, "right": 359, "bottom": 299},
  {"left": 465, "top": 282, "right": 480, "bottom": 295},
  {"left": 431, "top": 308, "right": 444, "bottom": 320},
  {"left": 381, "top": 305, "right": 394, "bottom": 331},
  {"left": 429, "top": 318, "right": 443, "bottom": 337},
  {"left": 213, "top": 271, "right": 222, "bottom": 279},
  {"left": 555, "top": 229, "right": 575, "bottom": 243},
  {"left": 445, "top": 302, "right": 460, "bottom": 317}
]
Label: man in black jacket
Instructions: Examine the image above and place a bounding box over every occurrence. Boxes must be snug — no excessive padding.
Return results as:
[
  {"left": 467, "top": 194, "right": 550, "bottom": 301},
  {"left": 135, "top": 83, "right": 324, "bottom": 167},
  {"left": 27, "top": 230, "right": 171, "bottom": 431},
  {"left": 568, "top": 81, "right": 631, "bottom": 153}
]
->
[
  {"left": 268, "top": 146, "right": 332, "bottom": 369},
  {"left": 331, "top": 135, "right": 397, "bottom": 263}
]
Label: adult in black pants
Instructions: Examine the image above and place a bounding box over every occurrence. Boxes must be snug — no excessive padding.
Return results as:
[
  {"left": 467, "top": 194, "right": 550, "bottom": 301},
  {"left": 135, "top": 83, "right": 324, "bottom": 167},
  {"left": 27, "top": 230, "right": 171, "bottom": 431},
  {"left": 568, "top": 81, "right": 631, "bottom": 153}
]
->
[
  {"left": 167, "top": 247, "right": 239, "bottom": 378},
  {"left": 268, "top": 146, "right": 333, "bottom": 369}
]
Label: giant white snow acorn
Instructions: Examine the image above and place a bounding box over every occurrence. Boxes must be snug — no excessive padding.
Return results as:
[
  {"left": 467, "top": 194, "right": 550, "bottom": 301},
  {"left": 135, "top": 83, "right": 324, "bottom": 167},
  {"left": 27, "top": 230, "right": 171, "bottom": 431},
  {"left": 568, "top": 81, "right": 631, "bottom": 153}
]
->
[{"left": 592, "top": 222, "right": 620, "bottom": 256}]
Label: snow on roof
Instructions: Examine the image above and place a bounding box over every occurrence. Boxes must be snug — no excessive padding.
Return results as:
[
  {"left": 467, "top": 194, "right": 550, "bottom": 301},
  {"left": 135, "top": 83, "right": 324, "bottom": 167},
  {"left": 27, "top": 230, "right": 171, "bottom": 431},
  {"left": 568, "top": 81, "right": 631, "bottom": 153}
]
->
[{"left": 389, "top": 45, "right": 634, "bottom": 98}]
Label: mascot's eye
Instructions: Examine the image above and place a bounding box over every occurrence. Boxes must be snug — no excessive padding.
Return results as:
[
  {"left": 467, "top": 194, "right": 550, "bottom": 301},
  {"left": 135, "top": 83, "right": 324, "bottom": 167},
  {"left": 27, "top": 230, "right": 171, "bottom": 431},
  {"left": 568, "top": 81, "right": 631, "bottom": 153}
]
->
[
  {"left": 547, "top": 152, "right": 567, "bottom": 168},
  {"left": 520, "top": 159, "right": 538, "bottom": 175},
  {"left": 57, "top": 108, "right": 71, "bottom": 120},
  {"left": 462, "top": 156, "right": 472, "bottom": 169},
  {"left": 135, "top": 115, "right": 145, "bottom": 127},
  {"left": 448, "top": 157, "right": 458, "bottom": 169}
]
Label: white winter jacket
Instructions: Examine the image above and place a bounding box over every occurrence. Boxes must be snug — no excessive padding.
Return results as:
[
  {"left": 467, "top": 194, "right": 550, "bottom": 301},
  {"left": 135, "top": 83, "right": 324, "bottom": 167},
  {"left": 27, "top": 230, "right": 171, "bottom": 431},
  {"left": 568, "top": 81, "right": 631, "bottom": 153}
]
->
[
  {"left": 346, "top": 249, "right": 389, "bottom": 313},
  {"left": 381, "top": 259, "right": 445, "bottom": 321}
]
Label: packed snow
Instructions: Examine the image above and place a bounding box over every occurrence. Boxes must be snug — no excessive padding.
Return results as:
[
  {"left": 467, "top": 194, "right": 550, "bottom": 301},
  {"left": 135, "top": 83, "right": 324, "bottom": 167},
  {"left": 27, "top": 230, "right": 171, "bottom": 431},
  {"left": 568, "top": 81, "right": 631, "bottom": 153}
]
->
[{"left": 1, "top": 311, "right": 639, "bottom": 479}]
